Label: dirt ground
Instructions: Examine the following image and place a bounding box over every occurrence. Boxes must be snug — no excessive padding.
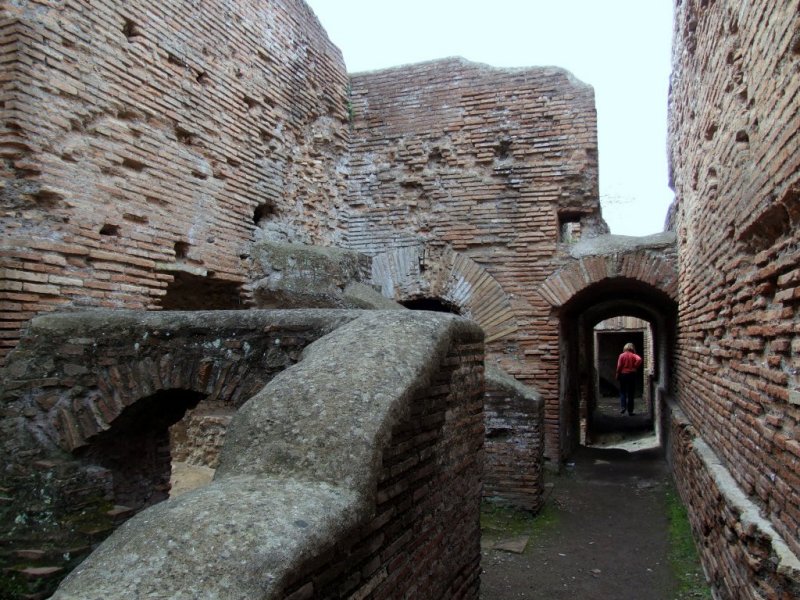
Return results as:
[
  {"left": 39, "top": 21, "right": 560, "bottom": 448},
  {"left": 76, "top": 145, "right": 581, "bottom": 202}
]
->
[{"left": 480, "top": 398, "right": 709, "bottom": 600}]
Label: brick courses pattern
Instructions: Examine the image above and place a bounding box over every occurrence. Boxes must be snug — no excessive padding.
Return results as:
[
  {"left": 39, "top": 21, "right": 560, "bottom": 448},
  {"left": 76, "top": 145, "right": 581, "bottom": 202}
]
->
[
  {"left": 669, "top": 0, "right": 800, "bottom": 596},
  {"left": 281, "top": 339, "right": 484, "bottom": 600},
  {"left": 347, "top": 58, "right": 603, "bottom": 462},
  {"left": 483, "top": 375, "right": 544, "bottom": 512},
  {"left": 667, "top": 401, "right": 800, "bottom": 600},
  {"left": 370, "top": 245, "right": 518, "bottom": 343},
  {"left": 539, "top": 250, "right": 679, "bottom": 309},
  {"left": 0, "top": 0, "right": 349, "bottom": 361}
]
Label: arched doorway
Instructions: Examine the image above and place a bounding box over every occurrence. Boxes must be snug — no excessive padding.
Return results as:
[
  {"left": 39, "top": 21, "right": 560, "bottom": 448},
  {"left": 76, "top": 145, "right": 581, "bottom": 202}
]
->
[{"left": 557, "top": 278, "right": 677, "bottom": 461}]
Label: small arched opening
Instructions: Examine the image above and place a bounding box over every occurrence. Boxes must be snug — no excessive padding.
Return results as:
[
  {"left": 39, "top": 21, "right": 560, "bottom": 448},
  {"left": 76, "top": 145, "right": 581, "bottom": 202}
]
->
[{"left": 74, "top": 389, "right": 204, "bottom": 515}]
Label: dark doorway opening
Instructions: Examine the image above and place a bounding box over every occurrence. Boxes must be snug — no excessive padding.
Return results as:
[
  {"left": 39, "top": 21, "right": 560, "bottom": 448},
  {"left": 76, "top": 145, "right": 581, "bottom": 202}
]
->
[
  {"left": 588, "top": 319, "right": 652, "bottom": 449},
  {"left": 556, "top": 277, "right": 677, "bottom": 464},
  {"left": 595, "top": 329, "right": 645, "bottom": 400},
  {"left": 160, "top": 271, "right": 244, "bottom": 310},
  {"left": 75, "top": 389, "right": 204, "bottom": 514},
  {"left": 401, "top": 297, "right": 461, "bottom": 314}
]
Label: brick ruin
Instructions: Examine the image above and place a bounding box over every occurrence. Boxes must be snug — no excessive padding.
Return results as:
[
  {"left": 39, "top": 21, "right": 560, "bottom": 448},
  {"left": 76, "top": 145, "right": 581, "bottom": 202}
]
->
[
  {"left": 0, "top": 0, "right": 350, "bottom": 331},
  {"left": 667, "top": 1, "right": 800, "bottom": 597},
  {"left": 0, "top": 0, "right": 798, "bottom": 598}
]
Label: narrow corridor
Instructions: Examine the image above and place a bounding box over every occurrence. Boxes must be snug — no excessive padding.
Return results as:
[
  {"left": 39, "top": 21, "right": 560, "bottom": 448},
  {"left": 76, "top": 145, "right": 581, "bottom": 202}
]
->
[{"left": 480, "top": 428, "right": 709, "bottom": 599}]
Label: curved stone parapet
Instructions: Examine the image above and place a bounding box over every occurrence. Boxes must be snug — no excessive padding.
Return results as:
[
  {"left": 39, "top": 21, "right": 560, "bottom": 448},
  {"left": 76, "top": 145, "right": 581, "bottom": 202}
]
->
[{"left": 48, "top": 310, "right": 485, "bottom": 599}]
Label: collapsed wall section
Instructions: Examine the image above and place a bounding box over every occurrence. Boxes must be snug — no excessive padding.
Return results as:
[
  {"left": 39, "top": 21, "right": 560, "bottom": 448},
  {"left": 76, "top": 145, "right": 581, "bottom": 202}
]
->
[
  {"left": 668, "top": 0, "right": 800, "bottom": 596},
  {"left": 0, "top": 0, "right": 349, "bottom": 361},
  {"left": 347, "top": 58, "right": 604, "bottom": 462}
]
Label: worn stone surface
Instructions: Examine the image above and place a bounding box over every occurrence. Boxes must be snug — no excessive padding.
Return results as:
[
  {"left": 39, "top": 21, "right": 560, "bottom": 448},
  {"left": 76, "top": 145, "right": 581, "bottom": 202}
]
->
[
  {"left": 0, "top": 309, "right": 358, "bottom": 598},
  {"left": 51, "top": 311, "right": 485, "bottom": 599},
  {"left": 249, "top": 240, "right": 372, "bottom": 308},
  {"left": 169, "top": 462, "right": 215, "bottom": 498},
  {"left": 568, "top": 232, "right": 676, "bottom": 258},
  {"left": 341, "top": 282, "right": 405, "bottom": 310},
  {"left": 668, "top": 1, "right": 800, "bottom": 597}
]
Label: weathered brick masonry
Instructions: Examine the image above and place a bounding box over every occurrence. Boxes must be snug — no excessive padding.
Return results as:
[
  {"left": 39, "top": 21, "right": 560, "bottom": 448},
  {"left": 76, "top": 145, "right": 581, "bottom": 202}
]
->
[
  {"left": 1, "top": 2, "right": 604, "bottom": 469},
  {"left": 347, "top": 59, "right": 605, "bottom": 461},
  {"left": 0, "top": 0, "right": 350, "bottom": 360},
  {"left": 668, "top": 0, "right": 800, "bottom": 596},
  {"left": 0, "top": 0, "right": 696, "bottom": 594},
  {"left": 281, "top": 336, "right": 485, "bottom": 600},
  {"left": 483, "top": 367, "right": 544, "bottom": 512}
]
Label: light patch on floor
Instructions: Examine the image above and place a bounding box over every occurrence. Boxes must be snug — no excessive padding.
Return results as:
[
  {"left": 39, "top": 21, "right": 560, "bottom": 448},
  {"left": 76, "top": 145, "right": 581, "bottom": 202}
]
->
[
  {"left": 170, "top": 461, "right": 215, "bottom": 498},
  {"left": 593, "top": 432, "right": 659, "bottom": 453}
]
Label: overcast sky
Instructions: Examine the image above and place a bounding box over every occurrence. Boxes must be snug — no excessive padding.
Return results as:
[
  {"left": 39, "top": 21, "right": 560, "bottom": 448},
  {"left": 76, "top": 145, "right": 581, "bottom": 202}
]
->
[{"left": 304, "top": 0, "right": 675, "bottom": 236}]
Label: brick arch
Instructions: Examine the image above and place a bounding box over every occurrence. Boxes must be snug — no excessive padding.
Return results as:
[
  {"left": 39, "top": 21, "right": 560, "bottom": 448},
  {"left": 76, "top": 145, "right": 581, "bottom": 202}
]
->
[
  {"left": 534, "top": 244, "right": 678, "bottom": 464},
  {"left": 371, "top": 245, "right": 518, "bottom": 342},
  {"left": 0, "top": 311, "right": 328, "bottom": 455},
  {"left": 53, "top": 356, "right": 263, "bottom": 452},
  {"left": 537, "top": 249, "right": 679, "bottom": 308}
]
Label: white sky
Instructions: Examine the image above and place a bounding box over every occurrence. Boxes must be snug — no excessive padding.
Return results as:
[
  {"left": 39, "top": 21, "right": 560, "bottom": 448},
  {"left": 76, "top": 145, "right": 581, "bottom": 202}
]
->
[{"left": 304, "top": 0, "right": 675, "bottom": 236}]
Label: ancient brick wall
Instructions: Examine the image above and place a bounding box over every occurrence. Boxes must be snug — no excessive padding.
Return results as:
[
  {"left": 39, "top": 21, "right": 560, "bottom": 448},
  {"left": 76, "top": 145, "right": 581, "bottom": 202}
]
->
[
  {"left": 483, "top": 368, "right": 544, "bottom": 512},
  {"left": 538, "top": 237, "right": 678, "bottom": 456},
  {"left": 0, "top": 0, "right": 349, "bottom": 361},
  {"left": 347, "top": 58, "right": 604, "bottom": 462},
  {"left": 668, "top": 0, "right": 800, "bottom": 596},
  {"left": 666, "top": 399, "right": 800, "bottom": 600}
]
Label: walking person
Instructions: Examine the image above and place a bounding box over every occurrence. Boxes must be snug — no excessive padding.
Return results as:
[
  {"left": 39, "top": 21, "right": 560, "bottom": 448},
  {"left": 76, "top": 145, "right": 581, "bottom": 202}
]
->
[{"left": 616, "top": 342, "right": 643, "bottom": 415}]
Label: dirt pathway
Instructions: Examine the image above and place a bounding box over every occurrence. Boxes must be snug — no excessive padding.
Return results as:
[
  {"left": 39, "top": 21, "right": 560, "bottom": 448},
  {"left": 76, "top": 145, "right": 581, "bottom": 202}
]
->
[{"left": 481, "top": 401, "right": 709, "bottom": 600}]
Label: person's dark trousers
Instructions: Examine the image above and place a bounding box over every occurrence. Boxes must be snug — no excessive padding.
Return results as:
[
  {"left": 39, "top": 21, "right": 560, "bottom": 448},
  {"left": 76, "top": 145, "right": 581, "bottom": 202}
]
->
[{"left": 618, "top": 372, "right": 637, "bottom": 414}]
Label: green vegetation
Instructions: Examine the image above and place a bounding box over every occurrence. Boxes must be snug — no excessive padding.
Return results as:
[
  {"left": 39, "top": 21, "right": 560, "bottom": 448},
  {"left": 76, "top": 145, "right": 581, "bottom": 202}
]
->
[
  {"left": 665, "top": 483, "right": 713, "bottom": 599},
  {"left": 0, "top": 572, "right": 27, "bottom": 600},
  {"left": 345, "top": 83, "right": 354, "bottom": 123},
  {"left": 481, "top": 499, "right": 559, "bottom": 541}
]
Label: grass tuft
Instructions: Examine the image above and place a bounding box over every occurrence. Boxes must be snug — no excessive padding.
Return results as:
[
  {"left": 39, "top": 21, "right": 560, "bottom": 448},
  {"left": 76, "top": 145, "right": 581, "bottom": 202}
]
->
[
  {"left": 480, "top": 500, "right": 559, "bottom": 541},
  {"left": 665, "top": 483, "right": 713, "bottom": 599}
]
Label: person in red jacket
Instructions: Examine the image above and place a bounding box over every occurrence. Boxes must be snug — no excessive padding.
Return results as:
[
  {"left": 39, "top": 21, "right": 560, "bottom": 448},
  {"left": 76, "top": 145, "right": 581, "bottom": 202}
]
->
[{"left": 616, "top": 342, "right": 643, "bottom": 415}]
